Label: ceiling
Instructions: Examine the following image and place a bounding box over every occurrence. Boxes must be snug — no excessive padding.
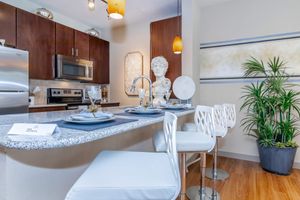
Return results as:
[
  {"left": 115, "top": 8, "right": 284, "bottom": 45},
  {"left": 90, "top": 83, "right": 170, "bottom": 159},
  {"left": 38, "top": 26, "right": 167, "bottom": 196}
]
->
[{"left": 30, "top": 0, "right": 233, "bottom": 30}]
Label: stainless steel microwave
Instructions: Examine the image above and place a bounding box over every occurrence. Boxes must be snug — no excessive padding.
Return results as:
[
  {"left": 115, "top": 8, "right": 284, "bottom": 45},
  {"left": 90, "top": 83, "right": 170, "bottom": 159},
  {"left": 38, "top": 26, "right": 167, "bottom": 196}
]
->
[{"left": 55, "top": 55, "right": 93, "bottom": 81}]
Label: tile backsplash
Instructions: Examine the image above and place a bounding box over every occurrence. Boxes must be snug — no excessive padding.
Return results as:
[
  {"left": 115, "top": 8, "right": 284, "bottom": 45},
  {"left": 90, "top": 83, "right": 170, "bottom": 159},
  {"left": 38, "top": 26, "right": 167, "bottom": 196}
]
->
[{"left": 30, "top": 79, "right": 110, "bottom": 105}]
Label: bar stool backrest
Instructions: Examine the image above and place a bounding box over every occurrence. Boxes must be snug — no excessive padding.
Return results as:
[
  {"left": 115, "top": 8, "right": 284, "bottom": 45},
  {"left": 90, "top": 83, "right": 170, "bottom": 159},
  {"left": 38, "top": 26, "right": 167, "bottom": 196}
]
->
[
  {"left": 194, "top": 105, "right": 216, "bottom": 152},
  {"left": 214, "top": 105, "right": 228, "bottom": 137},
  {"left": 163, "top": 112, "right": 180, "bottom": 199},
  {"left": 223, "top": 104, "right": 236, "bottom": 128}
]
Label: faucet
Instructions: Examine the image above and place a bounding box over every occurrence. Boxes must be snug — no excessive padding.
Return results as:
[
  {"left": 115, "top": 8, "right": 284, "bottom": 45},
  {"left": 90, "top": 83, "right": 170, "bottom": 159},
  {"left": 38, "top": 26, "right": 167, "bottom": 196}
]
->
[{"left": 130, "top": 76, "right": 153, "bottom": 108}]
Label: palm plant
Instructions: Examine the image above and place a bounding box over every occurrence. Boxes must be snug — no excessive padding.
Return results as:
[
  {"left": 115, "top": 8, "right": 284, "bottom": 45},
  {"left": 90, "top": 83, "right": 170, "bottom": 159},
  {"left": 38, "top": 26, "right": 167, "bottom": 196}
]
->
[{"left": 240, "top": 57, "right": 300, "bottom": 148}]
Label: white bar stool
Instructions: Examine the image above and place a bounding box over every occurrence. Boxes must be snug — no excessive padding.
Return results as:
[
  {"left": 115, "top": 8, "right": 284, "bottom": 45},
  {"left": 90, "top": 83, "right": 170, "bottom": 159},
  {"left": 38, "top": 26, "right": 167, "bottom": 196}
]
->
[
  {"left": 153, "top": 105, "right": 217, "bottom": 200},
  {"left": 65, "top": 112, "right": 180, "bottom": 200},
  {"left": 205, "top": 105, "right": 228, "bottom": 180},
  {"left": 223, "top": 104, "right": 236, "bottom": 129}
]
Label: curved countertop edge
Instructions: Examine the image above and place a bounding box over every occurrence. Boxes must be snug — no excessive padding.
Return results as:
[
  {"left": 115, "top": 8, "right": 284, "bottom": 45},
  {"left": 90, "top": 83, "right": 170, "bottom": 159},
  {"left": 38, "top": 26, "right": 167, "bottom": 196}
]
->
[{"left": 0, "top": 109, "right": 194, "bottom": 150}]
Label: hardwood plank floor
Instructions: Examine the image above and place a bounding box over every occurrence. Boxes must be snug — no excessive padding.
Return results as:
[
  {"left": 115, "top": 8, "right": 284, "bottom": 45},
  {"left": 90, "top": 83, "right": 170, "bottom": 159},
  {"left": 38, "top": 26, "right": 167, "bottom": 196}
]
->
[{"left": 186, "top": 155, "right": 300, "bottom": 200}]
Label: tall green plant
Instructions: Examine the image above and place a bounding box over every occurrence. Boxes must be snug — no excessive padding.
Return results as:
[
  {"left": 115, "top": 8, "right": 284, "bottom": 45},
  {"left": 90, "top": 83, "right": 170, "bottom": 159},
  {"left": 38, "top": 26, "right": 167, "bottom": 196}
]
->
[{"left": 240, "top": 57, "right": 300, "bottom": 148}]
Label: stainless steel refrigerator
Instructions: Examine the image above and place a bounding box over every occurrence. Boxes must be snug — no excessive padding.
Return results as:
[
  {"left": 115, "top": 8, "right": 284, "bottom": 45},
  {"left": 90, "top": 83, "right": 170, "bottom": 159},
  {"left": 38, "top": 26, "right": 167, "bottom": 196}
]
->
[{"left": 0, "top": 46, "right": 29, "bottom": 115}]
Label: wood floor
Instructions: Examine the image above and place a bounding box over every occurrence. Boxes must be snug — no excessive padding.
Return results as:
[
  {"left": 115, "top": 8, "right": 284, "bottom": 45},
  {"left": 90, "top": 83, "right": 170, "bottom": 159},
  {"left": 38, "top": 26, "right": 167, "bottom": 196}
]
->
[{"left": 185, "top": 156, "right": 300, "bottom": 200}]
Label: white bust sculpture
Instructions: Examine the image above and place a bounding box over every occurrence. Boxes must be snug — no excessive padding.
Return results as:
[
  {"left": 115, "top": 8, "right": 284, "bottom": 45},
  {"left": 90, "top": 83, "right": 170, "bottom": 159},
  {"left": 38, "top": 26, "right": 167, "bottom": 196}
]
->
[{"left": 151, "top": 56, "right": 171, "bottom": 106}]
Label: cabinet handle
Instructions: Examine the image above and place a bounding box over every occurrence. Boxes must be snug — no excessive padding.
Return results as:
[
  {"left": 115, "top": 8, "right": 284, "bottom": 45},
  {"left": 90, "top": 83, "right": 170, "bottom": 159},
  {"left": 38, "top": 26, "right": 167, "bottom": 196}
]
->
[
  {"left": 76, "top": 49, "right": 79, "bottom": 57},
  {"left": 71, "top": 48, "right": 74, "bottom": 56}
]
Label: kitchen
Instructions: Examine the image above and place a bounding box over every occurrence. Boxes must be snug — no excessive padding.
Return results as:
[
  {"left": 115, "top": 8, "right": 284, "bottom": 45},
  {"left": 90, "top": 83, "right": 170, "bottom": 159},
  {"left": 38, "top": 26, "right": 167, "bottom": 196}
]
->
[{"left": 1, "top": 0, "right": 300, "bottom": 200}]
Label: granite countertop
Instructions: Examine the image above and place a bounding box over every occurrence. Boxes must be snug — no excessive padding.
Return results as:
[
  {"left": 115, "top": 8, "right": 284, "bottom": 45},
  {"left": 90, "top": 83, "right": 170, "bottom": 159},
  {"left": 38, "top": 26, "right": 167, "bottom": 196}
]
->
[{"left": 0, "top": 107, "right": 194, "bottom": 150}]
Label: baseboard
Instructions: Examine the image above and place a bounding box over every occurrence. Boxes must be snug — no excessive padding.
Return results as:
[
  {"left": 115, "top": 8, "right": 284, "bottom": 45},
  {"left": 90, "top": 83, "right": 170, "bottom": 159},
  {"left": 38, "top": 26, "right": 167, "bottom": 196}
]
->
[{"left": 218, "top": 151, "right": 300, "bottom": 169}]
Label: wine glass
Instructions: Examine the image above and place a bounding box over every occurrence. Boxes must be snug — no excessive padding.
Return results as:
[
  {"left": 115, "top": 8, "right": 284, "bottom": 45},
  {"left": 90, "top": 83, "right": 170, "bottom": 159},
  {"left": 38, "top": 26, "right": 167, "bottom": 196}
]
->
[{"left": 165, "top": 90, "right": 172, "bottom": 104}]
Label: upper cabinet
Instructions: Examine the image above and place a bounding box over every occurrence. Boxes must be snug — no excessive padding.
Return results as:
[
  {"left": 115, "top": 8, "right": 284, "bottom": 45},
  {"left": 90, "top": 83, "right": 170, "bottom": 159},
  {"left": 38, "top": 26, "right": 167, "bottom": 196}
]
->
[
  {"left": 0, "top": 2, "right": 16, "bottom": 47},
  {"left": 89, "top": 36, "right": 110, "bottom": 84},
  {"left": 150, "top": 16, "right": 182, "bottom": 84},
  {"left": 17, "top": 9, "right": 55, "bottom": 80},
  {"left": 56, "top": 24, "right": 89, "bottom": 60}
]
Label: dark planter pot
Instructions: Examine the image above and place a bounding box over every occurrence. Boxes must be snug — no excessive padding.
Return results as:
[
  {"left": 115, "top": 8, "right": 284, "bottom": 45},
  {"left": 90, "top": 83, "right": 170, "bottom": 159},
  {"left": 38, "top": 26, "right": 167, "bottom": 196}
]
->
[{"left": 257, "top": 142, "right": 297, "bottom": 175}]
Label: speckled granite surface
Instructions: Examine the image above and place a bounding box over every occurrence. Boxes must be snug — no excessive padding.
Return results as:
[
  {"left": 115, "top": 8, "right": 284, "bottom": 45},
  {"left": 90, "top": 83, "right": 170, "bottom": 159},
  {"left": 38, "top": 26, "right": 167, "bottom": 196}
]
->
[{"left": 0, "top": 107, "right": 194, "bottom": 150}]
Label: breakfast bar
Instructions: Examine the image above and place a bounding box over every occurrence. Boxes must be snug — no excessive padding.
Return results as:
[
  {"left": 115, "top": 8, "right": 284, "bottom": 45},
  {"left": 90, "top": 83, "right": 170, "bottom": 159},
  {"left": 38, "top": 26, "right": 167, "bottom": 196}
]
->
[{"left": 0, "top": 107, "right": 194, "bottom": 200}]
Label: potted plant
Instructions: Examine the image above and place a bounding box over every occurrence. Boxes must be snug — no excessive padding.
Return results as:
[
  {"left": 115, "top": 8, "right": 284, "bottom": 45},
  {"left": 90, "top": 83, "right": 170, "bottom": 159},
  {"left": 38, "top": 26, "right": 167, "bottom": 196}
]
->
[{"left": 240, "top": 56, "right": 300, "bottom": 175}]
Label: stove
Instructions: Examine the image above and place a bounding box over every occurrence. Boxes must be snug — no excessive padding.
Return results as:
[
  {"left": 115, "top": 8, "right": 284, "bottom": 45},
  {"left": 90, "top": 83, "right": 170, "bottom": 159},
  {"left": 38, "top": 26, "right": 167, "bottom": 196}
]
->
[{"left": 47, "top": 88, "right": 83, "bottom": 107}]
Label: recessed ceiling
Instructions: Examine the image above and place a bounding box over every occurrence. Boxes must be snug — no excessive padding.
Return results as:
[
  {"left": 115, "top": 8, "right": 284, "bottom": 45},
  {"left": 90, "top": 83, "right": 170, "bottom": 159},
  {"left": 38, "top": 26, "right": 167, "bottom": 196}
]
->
[{"left": 29, "top": 0, "right": 234, "bottom": 30}]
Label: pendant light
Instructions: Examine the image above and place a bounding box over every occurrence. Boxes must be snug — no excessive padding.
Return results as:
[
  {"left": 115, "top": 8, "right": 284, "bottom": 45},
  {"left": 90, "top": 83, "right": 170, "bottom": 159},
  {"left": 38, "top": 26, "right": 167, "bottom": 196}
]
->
[
  {"left": 172, "top": 0, "right": 183, "bottom": 54},
  {"left": 107, "top": 0, "right": 126, "bottom": 19},
  {"left": 88, "top": 0, "right": 96, "bottom": 11}
]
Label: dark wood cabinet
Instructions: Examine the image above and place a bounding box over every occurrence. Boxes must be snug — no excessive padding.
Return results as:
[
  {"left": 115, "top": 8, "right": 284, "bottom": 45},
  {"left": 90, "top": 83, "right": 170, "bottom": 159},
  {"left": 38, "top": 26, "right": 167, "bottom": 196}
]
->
[
  {"left": 89, "top": 36, "right": 110, "bottom": 84},
  {"left": 74, "top": 30, "right": 90, "bottom": 60},
  {"left": 29, "top": 106, "right": 66, "bottom": 113},
  {"left": 0, "top": 2, "right": 16, "bottom": 47},
  {"left": 150, "top": 16, "right": 182, "bottom": 84},
  {"left": 55, "top": 23, "right": 74, "bottom": 57},
  {"left": 17, "top": 9, "right": 55, "bottom": 80},
  {"left": 56, "top": 24, "right": 89, "bottom": 59}
]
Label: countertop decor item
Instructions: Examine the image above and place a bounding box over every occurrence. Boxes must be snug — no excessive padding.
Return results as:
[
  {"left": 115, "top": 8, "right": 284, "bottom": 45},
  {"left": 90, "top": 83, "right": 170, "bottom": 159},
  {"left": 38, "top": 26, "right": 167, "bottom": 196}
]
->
[
  {"left": 36, "top": 8, "right": 53, "bottom": 20},
  {"left": 124, "top": 52, "right": 143, "bottom": 96},
  {"left": 172, "top": 76, "right": 195, "bottom": 101},
  {"left": 240, "top": 56, "right": 300, "bottom": 175},
  {"left": 151, "top": 56, "right": 171, "bottom": 106}
]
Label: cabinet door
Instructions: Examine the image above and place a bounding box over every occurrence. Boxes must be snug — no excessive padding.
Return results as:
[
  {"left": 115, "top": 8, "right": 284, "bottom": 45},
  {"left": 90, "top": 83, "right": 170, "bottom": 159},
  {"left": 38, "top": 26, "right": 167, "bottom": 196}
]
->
[
  {"left": 89, "top": 36, "right": 110, "bottom": 84},
  {"left": 55, "top": 23, "right": 74, "bottom": 57},
  {"left": 0, "top": 2, "right": 16, "bottom": 47},
  {"left": 74, "top": 30, "right": 89, "bottom": 60},
  {"left": 150, "top": 16, "right": 182, "bottom": 83},
  {"left": 17, "top": 9, "right": 55, "bottom": 80}
]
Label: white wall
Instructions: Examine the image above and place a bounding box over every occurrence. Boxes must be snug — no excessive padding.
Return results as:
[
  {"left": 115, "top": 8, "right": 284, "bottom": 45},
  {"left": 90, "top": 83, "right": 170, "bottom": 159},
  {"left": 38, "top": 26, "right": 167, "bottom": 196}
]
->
[
  {"left": 182, "top": 0, "right": 201, "bottom": 105},
  {"left": 199, "top": 0, "right": 300, "bottom": 166},
  {"left": 101, "top": 23, "right": 151, "bottom": 106}
]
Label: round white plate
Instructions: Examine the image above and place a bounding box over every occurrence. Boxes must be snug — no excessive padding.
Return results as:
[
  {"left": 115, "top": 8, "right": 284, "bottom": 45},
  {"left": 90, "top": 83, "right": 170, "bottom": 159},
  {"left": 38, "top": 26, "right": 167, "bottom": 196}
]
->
[
  {"left": 127, "top": 108, "right": 162, "bottom": 114},
  {"left": 64, "top": 116, "right": 116, "bottom": 124},
  {"left": 173, "top": 76, "right": 196, "bottom": 100}
]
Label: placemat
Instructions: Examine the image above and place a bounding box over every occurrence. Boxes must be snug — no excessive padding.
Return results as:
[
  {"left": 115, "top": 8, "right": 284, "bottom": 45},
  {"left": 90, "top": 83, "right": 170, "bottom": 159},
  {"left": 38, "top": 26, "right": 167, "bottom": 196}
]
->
[
  {"left": 115, "top": 111, "right": 165, "bottom": 118},
  {"left": 52, "top": 118, "right": 138, "bottom": 131}
]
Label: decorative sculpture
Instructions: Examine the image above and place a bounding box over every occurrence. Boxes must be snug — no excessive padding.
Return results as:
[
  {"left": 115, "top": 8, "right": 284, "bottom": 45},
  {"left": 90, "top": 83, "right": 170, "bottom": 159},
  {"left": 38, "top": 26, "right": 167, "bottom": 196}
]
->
[{"left": 151, "top": 56, "right": 171, "bottom": 106}]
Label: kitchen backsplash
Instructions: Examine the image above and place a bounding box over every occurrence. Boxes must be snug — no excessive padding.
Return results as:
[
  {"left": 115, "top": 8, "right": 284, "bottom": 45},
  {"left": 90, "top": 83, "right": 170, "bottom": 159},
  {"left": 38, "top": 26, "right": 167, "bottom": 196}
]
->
[{"left": 30, "top": 79, "right": 110, "bottom": 105}]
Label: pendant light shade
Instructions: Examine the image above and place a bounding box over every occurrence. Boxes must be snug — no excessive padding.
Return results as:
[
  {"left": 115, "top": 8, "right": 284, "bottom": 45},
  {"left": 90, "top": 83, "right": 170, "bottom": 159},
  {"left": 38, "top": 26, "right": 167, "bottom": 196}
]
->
[
  {"left": 107, "top": 0, "right": 126, "bottom": 19},
  {"left": 88, "top": 0, "right": 95, "bottom": 10},
  {"left": 173, "top": 0, "right": 182, "bottom": 54},
  {"left": 173, "top": 36, "right": 183, "bottom": 54}
]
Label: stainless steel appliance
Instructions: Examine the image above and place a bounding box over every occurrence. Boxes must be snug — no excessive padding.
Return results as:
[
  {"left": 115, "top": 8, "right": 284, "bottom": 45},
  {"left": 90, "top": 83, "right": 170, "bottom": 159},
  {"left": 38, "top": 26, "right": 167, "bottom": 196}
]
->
[
  {"left": 55, "top": 55, "right": 93, "bottom": 81},
  {"left": 0, "top": 46, "right": 29, "bottom": 115},
  {"left": 47, "top": 88, "right": 83, "bottom": 110}
]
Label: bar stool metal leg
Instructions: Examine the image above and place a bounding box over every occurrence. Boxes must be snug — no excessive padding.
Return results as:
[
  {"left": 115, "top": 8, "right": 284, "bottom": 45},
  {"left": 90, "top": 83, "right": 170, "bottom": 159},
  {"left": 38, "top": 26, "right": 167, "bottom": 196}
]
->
[
  {"left": 180, "top": 153, "right": 187, "bottom": 200},
  {"left": 186, "top": 153, "right": 220, "bottom": 200},
  {"left": 205, "top": 138, "right": 229, "bottom": 181}
]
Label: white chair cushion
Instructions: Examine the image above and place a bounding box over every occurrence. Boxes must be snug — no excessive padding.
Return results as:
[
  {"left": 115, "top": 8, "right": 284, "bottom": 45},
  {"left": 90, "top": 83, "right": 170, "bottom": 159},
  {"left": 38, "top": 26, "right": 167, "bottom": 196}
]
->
[
  {"left": 182, "top": 123, "right": 227, "bottom": 137},
  {"left": 182, "top": 123, "right": 196, "bottom": 132},
  {"left": 153, "top": 131, "right": 215, "bottom": 153},
  {"left": 65, "top": 151, "right": 178, "bottom": 200}
]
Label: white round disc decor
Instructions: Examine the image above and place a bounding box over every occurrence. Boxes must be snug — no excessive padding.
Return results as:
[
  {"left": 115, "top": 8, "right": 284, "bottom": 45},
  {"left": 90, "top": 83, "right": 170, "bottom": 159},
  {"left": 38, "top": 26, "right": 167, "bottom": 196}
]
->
[{"left": 172, "top": 76, "right": 196, "bottom": 100}]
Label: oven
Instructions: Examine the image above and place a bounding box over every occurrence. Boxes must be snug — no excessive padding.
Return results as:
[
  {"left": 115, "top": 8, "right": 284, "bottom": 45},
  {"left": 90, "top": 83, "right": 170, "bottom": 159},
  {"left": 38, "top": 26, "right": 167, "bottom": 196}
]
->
[{"left": 55, "top": 55, "right": 93, "bottom": 81}]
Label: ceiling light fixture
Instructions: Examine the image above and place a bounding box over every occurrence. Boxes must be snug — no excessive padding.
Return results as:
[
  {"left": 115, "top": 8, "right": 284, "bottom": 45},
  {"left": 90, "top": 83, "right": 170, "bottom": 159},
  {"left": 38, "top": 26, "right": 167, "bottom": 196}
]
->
[
  {"left": 88, "top": 0, "right": 126, "bottom": 20},
  {"left": 107, "top": 0, "right": 126, "bottom": 20},
  {"left": 88, "top": 0, "right": 96, "bottom": 11},
  {"left": 172, "top": 0, "right": 183, "bottom": 54},
  {"left": 36, "top": 8, "right": 54, "bottom": 20},
  {"left": 86, "top": 28, "right": 100, "bottom": 37}
]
